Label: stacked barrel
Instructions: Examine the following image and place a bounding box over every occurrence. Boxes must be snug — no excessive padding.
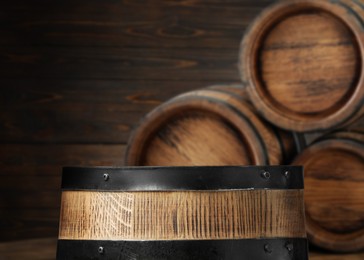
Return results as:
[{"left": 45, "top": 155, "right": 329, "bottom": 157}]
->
[{"left": 125, "top": 0, "right": 364, "bottom": 253}]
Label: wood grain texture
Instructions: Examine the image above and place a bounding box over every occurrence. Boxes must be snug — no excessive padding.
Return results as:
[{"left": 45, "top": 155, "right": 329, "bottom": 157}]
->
[
  {"left": 0, "top": 0, "right": 279, "bottom": 243},
  {"left": 260, "top": 10, "right": 357, "bottom": 114},
  {"left": 1, "top": 2, "right": 360, "bottom": 259},
  {"left": 0, "top": 79, "right": 218, "bottom": 143},
  {"left": 125, "top": 85, "right": 301, "bottom": 167},
  {"left": 0, "top": 238, "right": 57, "bottom": 260},
  {"left": 0, "top": 144, "right": 125, "bottom": 241},
  {"left": 292, "top": 132, "right": 364, "bottom": 252},
  {"left": 59, "top": 190, "right": 306, "bottom": 240},
  {"left": 239, "top": 0, "right": 364, "bottom": 132},
  {"left": 0, "top": 0, "right": 270, "bottom": 48},
  {"left": 0, "top": 46, "right": 241, "bottom": 81}
]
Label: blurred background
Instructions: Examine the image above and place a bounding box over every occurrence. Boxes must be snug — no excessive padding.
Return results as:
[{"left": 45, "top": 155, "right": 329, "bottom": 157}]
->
[{"left": 0, "top": 0, "right": 268, "bottom": 243}]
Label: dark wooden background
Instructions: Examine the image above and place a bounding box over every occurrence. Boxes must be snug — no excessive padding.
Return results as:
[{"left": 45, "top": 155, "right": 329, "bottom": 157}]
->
[{"left": 0, "top": 0, "right": 275, "bottom": 241}]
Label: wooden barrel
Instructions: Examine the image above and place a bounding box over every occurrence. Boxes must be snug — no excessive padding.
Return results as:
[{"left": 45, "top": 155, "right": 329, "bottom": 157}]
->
[
  {"left": 239, "top": 0, "right": 364, "bottom": 132},
  {"left": 347, "top": 114, "right": 364, "bottom": 132},
  {"left": 302, "top": 115, "right": 364, "bottom": 146},
  {"left": 292, "top": 131, "right": 364, "bottom": 252},
  {"left": 57, "top": 166, "right": 308, "bottom": 259},
  {"left": 125, "top": 84, "right": 304, "bottom": 166}
]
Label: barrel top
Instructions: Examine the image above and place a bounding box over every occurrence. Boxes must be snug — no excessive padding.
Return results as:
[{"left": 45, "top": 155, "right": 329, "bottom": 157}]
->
[
  {"left": 293, "top": 137, "right": 364, "bottom": 251},
  {"left": 61, "top": 165, "right": 303, "bottom": 191},
  {"left": 240, "top": 0, "right": 364, "bottom": 131}
]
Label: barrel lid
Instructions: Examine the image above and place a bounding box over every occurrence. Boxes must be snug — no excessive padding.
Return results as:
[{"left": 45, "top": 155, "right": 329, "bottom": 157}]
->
[
  {"left": 240, "top": 0, "right": 364, "bottom": 132},
  {"left": 293, "top": 137, "right": 364, "bottom": 251},
  {"left": 61, "top": 165, "right": 303, "bottom": 191}
]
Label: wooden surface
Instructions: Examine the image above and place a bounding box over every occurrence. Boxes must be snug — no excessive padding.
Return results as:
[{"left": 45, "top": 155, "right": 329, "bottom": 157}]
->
[
  {"left": 292, "top": 133, "right": 364, "bottom": 252},
  {"left": 125, "top": 86, "right": 300, "bottom": 166},
  {"left": 0, "top": 0, "right": 361, "bottom": 257},
  {"left": 0, "top": 145, "right": 126, "bottom": 241},
  {"left": 0, "top": 0, "right": 275, "bottom": 242},
  {"left": 59, "top": 190, "right": 305, "bottom": 240},
  {"left": 0, "top": 238, "right": 364, "bottom": 260},
  {"left": 239, "top": 0, "right": 364, "bottom": 132}
]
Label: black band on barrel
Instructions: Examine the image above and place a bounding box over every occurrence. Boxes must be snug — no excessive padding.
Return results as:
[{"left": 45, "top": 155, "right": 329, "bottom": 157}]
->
[
  {"left": 61, "top": 166, "right": 303, "bottom": 191},
  {"left": 57, "top": 238, "right": 308, "bottom": 260}
]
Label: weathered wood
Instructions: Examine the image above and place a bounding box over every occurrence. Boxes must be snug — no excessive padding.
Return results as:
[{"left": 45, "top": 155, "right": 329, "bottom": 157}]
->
[
  {"left": 57, "top": 166, "right": 307, "bottom": 258},
  {"left": 0, "top": 0, "right": 285, "bottom": 245},
  {"left": 0, "top": 46, "right": 240, "bottom": 81},
  {"left": 125, "top": 85, "right": 302, "bottom": 166},
  {"left": 292, "top": 131, "right": 364, "bottom": 252},
  {"left": 239, "top": 0, "right": 364, "bottom": 132},
  {"left": 0, "top": 0, "right": 276, "bottom": 244},
  {"left": 0, "top": 144, "right": 125, "bottom": 241},
  {"left": 59, "top": 190, "right": 306, "bottom": 240},
  {"left": 0, "top": 79, "right": 218, "bottom": 143},
  {"left": 0, "top": 0, "right": 273, "bottom": 48},
  {"left": 0, "top": 237, "right": 57, "bottom": 260},
  {"left": 0, "top": 144, "right": 125, "bottom": 169},
  {"left": 0, "top": 209, "right": 60, "bottom": 242}
]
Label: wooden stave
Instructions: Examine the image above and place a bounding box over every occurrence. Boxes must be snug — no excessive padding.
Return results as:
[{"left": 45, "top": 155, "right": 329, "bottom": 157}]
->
[
  {"left": 58, "top": 189, "right": 306, "bottom": 241},
  {"left": 239, "top": 0, "right": 364, "bottom": 132},
  {"left": 57, "top": 165, "right": 306, "bottom": 241},
  {"left": 292, "top": 131, "right": 364, "bottom": 252},
  {"left": 125, "top": 84, "right": 303, "bottom": 167},
  {"left": 57, "top": 166, "right": 307, "bottom": 259}
]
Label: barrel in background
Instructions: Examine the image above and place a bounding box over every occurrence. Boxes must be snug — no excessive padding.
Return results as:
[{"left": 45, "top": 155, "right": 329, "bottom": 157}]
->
[
  {"left": 125, "top": 85, "right": 303, "bottom": 167},
  {"left": 239, "top": 0, "right": 364, "bottom": 132},
  {"left": 292, "top": 131, "right": 364, "bottom": 252},
  {"left": 57, "top": 166, "right": 308, "bottom": 259}
]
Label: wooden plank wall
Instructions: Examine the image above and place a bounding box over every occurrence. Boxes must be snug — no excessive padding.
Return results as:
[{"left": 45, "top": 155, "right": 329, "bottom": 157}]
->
[{"left": 0, "top": 0, "right": 275, "bottom": 241}]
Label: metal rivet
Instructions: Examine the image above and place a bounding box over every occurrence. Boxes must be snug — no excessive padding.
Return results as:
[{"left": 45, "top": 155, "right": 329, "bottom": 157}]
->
[
  {"left": 103, "top": 173, "right": 109, "bottom": 181},
  {"left": 261, "top": 171, "right": 270, "bottom": 179},
  {"left": 264, "top": 243, "right": 272, "bottom": 253},
  {"left": 285, "top": 242, "right": 293, "bottom": 253},
  {"left": 98, "top": 246, "right": 104, "bottom": 254},
  {"left": 284, "top": 170, "right": 290, "bottom": 178}
]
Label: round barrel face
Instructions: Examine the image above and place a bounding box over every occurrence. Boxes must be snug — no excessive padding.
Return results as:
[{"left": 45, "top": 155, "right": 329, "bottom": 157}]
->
[
  {"left": 142, "top": 110, "right": 253, "bottom": 166},
  {"left": 125, "top": 87, "right": 297, "bottom": 166},
  {"left": 293, "top": 138, "right": 364, "bottom": 251},
  {"left": 259, "top": 10, "right": 360, "bottom": 117},
  {"left": 240, "top": 0, "right": 364, "bottom": 131},
  {"left": 125, "top": 89, "right": 277, "bottom": 166}
]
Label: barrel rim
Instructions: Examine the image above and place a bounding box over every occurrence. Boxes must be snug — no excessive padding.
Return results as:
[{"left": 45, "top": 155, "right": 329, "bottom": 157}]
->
[
  {"left": 293, "top": 137, "right": 364, "bottom": 251},
  {"left": 239, "top": 0, "right": 364, "bottom": 132},
  {"left": 61, "top": 165, "right": 304, "bottom": 191},
  {"left": 124, "top": 90, "right": 270, "bottom": 166}
]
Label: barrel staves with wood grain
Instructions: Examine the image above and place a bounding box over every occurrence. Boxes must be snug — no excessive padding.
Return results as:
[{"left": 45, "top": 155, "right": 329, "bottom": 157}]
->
[
  {"left": 239, "top": 0, "right": 364, "bottom": 132},
  {"left": 57, "top": 166, "right": 308, "bottom": 259},
  {"left": 125, "top": 84, "right": 304, "bottom": 167},
  {"left": 292, "top": 131, "right": 364, "bottom": 252}
]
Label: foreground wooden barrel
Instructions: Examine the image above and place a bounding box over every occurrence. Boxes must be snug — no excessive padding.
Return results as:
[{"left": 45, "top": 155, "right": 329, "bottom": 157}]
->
[
  {"left": 292, "top": 131, "right": 364, "bottom": 252},
  {"left": 57, "top": 166, "right": 308, "bottom": 259},
  {"left": 239, "top": 0, "right": 364, "bottom": 132},
  {"left": 125, "top": 85, "right": 303, "bottom": 166}
]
